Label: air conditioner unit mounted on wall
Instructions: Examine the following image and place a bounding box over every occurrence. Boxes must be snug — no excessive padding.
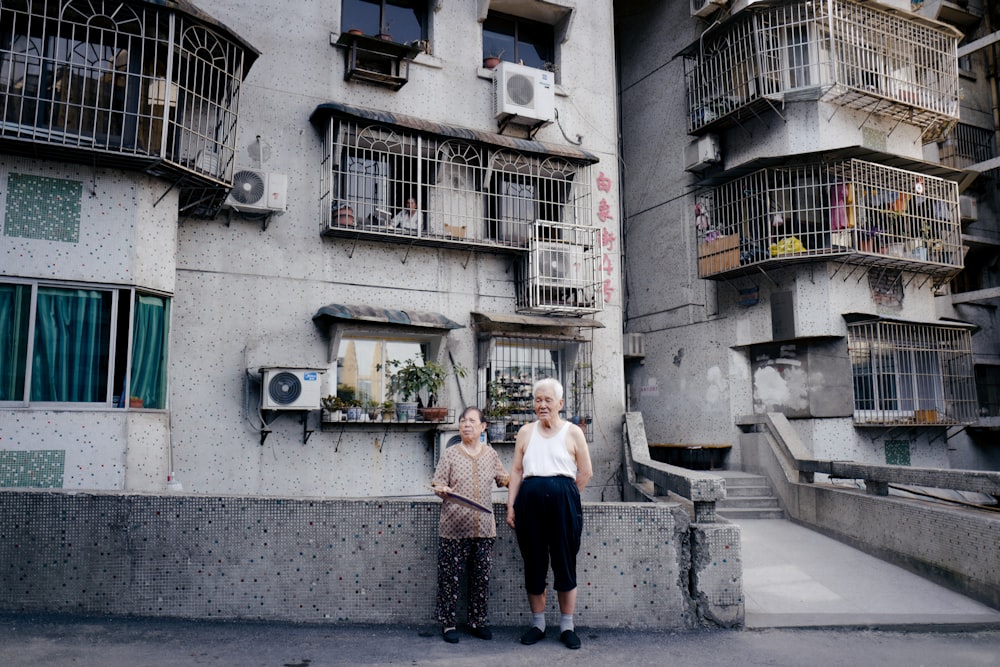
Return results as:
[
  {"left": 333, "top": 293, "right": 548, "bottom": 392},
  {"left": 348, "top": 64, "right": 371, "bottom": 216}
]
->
[
  {"left": 959, "top": 194, "right": 978, "bottom": 221},
  {"left": 259, "top": 368, "right": 324, "bottom": 410},
  {"left": 225, "top": 169, "right": 288, "bottom": 214},
  {"left": 493, "top": 61, "right": 555, "bottom": 126},
  {"left": 684, "top": 135, "right": 721, "bottom": 172},
  {"left": 691, "top": 0, "right": 725, "bottom": 18}
]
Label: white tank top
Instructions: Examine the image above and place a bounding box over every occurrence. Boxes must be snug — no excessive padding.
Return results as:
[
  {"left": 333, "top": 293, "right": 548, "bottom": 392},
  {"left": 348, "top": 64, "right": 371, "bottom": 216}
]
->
[{"left": 522, "top": 421, "right": 577, "bottom": 479}]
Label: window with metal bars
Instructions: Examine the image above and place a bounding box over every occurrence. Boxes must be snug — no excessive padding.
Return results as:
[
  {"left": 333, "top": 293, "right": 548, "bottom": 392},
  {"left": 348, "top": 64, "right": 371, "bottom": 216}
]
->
[
  {"left": 0, "top": 0, "right": 247, "bottom": 190},
  {"left": 683, "top": 0, "right": 959, "bottom": 140},
  {"left": 847, "top": 320, "right": 977, "bottom": 425},
  {"left": 477, "top": 334, "right": 593, "bottom": 442},
  {"left": 938, "top": 122, "right": 996, "bottom": 170},
  {"left": 696, "top": 158, "right": 962, "bottom": 281},
  {"left": 321, "top": 118, "right": 593, "bottom": 251}
]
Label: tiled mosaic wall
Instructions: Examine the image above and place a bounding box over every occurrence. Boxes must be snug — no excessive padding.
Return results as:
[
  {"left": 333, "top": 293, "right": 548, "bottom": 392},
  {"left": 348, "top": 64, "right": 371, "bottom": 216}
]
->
[
  {"left": 3, "top": 173, "right": 82, "bottom": 243},
  {"left": 0, "top": 492, "right": 705, "bottom": 629},
  {"left": 0, "top": 450, "right": 65, "bottom": 488}
]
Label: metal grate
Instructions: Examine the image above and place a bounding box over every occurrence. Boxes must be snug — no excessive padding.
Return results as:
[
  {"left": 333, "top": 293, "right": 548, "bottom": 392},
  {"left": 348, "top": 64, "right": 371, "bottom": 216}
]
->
[
  {"left": 938, "top": 122, "right": 996, "bottom": 170},
  {"left": 696, "top": 158, "right": 963, "bottom": 282},
  {"left": 477, "top": 334, "right": 593, "bottom": 442},
  {"left": 847, "top": 320, "right": 978, "bottom": 426},
  {"left": 684, "top": 0, "right": 959, "bottom": 141},
  {"left": 0, "top": 0, "right": 246, "bottom": 189},
  {"left": 516, "top": 221, "right": 603, "bottom": 314},
  {"left": 321, "top": 118, "right": 593, "bottom": 251}
]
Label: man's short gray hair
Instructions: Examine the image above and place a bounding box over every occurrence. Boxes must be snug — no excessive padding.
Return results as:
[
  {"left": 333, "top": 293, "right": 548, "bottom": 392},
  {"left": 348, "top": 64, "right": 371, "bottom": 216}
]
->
[{"left": 533, "top": 377, "right": 564, "bottom": 401}]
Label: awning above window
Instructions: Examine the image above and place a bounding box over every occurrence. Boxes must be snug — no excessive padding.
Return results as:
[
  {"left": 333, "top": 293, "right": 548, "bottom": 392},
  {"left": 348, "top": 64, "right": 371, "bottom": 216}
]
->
[
  {"left": 313, "top": 303, "right": 464, "bottom": 330},
  {"left": 310, "top": 101, "right": 600, "bottom": 164},
  {"left": 842, "top": 312, "right": 979, "bottom": 332},
  {"left": 471, "top": 311, "right": 604, "bottom": 330}
]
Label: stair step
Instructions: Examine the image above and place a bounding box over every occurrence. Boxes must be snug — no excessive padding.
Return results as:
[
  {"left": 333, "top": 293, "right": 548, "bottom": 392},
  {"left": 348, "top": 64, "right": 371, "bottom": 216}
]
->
[
  {"left": 718, "top": 495, "right": 781, "bottom": 509},
  {"left": 725, "top": 485, "right": 773, "bottom": 498},
  {"left": 717, "top": 507, "right": 786, "bottom": 520}
]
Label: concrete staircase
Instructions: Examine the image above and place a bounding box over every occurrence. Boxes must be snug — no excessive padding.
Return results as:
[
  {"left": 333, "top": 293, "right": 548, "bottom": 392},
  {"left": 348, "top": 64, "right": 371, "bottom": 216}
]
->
[{"left": 715, "top": 471, "right": 785, "bottom": 520}]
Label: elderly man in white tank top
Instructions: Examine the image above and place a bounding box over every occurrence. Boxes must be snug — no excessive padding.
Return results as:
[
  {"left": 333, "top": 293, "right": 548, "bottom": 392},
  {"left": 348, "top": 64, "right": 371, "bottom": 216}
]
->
[{"left": 505, "top": 377, "right": 593, "bottom": 650}]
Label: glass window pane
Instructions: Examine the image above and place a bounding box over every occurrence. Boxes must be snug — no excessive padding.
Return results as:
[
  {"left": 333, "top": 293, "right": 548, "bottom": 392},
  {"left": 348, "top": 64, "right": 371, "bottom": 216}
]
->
[
  {"left": 130, "top": 293, "right": 170, "bottom": 409},
  {"left": 0, "top": 283, "right": 31, "bottom": 401},
  {"left": 337, "top": 337, "right": 422, "bottom": 404},
  {"left": 31, "top": 287, "right": 111, "bottom": 402},
  {"left": 342, "top": 0, "right": 381, "bottom": 35}
]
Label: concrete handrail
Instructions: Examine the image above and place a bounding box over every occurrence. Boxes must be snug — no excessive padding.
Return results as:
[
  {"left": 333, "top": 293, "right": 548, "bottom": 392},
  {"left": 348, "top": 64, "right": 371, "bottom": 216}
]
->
[
  {"left": 624, "top": 412, "right": 726, "bottom": 521},
  {"left": 738, "top": 412, "right": 1000, "bottom": 497}
]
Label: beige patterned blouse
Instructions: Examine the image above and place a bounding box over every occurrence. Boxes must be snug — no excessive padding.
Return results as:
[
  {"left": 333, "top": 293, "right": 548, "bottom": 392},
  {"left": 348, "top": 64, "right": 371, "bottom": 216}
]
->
[{"left": 432, "top": 444, "right": 509, "bottom": 539}]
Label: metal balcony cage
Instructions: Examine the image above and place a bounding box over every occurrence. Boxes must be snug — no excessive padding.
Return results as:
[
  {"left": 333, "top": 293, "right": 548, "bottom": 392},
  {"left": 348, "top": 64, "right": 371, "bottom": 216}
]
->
[
  {"left": 683, "top": 0, "right": 959, "bottom": 141},
  {"left": 695, "top": 158, "right": 963, "bottom": 282},
  {"left": 0, "top": 0, "right": 254, "bottom": 215},
  {"left": 477, "top": 334, "right": 594, "bottom": 443},
  {"left": 319, "top": 117, "right": 594, "bottom": 253},
  {"left": 847, "top": 319, "right": 977, "bottom": 426},
  {"left": 516, "top": 221, "right": 603, "bottom": 315}
]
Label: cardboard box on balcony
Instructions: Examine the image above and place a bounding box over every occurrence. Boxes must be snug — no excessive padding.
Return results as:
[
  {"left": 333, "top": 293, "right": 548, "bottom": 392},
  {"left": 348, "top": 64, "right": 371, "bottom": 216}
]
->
[{"left": 698, "top": 235, "right": 739, "bottom": 275}]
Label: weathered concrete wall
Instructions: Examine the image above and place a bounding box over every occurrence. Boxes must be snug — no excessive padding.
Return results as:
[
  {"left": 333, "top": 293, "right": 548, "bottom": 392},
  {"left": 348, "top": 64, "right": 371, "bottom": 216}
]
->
[
  {"left": 0, "top": 491, "right": 706, "bottom": 629},
  {"left": 741, "top": 432, "right": 1000, "bottom": 610}
]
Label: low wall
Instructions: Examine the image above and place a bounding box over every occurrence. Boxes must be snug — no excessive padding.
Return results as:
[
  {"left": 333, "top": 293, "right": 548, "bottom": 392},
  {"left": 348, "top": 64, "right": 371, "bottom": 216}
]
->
[
  {"left": 0, "top": 490, "right": 701, "bottom": 629},
  {"left": 741, "top": 432, "right": 1000, "bottom": 610}
]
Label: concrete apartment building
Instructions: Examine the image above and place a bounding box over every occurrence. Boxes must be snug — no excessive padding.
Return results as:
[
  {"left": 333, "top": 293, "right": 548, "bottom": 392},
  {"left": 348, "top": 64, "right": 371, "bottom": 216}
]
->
[
  {"left": 616, "top": 0, "right": 1000, "bottom": 473},
  {"left": 0, "top": 0, "right": 625, "bottom": 500}
]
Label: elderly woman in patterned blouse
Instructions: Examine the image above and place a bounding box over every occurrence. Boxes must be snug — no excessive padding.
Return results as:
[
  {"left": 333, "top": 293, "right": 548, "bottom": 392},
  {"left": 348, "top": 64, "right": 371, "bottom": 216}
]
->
[{"left": 431, "top": 406, "right": 509, "bottom": 644}]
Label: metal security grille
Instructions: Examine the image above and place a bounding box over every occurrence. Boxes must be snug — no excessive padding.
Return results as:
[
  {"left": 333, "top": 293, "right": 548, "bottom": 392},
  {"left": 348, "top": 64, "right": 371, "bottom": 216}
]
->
[
  {"left": 938, "top": 122, "right": 996, "bottom": 170},
  {"left": 517, "top": 221, "right": 602, "bottom": 314},
  {"left": 321, "top": 118, "right": 594, "bottom": 252},
  {"left": 847, "top": 320, "right": 977, "bottom": 426},
  {"left": 696, "top": 158, "right": 962, "bottom": 283},
  {"left": 684, "top": 0, "right": 959, "bottom": 140},
  {"left": 477, "top": 334, "right": 593, "bottom": 442},
  {"left": 0, "top": 0, "right": 246, "bottom": 187}
]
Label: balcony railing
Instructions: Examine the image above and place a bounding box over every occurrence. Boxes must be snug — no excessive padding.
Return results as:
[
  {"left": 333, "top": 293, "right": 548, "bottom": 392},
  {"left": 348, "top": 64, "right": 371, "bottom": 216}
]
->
[
  {"left": 318, "top": 117, "right": 594, "bottom": 254},
  {"left": 848, "top": 318, "right": 978, "bottom": 426},
  {"left": 683, "top": 0, "right": 959, "bottom": 141},
  {"left": 0, "top": 0, "right": 255, "bottom": 216},
  {"left": 696, "top": 158, "right": 963, "bottom": 283}
]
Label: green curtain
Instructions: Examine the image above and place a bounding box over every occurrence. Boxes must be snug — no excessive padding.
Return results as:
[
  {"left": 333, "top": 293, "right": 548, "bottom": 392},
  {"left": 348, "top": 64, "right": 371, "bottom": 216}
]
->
[
  {"left": 0, "top": 283, "right": 30, "bottom": 400},
  {"left": 30, "top": 287, "right": 110, "bottom": 402},
  {"left": 130, "top": 293, "right": 169, "bottom": 409}
]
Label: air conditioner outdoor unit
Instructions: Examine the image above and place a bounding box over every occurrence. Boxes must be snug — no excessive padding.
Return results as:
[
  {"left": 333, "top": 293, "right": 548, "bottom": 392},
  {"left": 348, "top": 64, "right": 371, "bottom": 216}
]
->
[
  {"left": 684, "top": 135, "right": 721, "bottom": 172},
  {"left": 225, "top": 169, "right": 288, "bottom": 213},
  {"left": 260, "top": 368, "right": 324, "bottom": 410},
  {"left": 959, "top": 194, "right": 978, "bottom": 221},
  {"left": 623, "top": 332, "right": 646, "bottom": 360},
  {"left": 534, "top": 241, "right": 593, "bottom": 309},
  {"left": 691, "top": 0, "right": 725, "bottom": 17},
  {"left": 493, "top": 61, "right": 555, "bottom": 126}
]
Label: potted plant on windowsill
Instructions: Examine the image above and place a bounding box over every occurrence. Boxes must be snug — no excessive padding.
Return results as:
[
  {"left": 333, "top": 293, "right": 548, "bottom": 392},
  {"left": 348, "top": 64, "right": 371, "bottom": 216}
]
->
[
  {"left": 383, "top": 357, "right": 467, "bottom": 422},
  {"left": 321, "top": 395, "right": 346, "bottom": 421},
  {"left": 483, "top": 49, "right": 504, "bottom": 69},
  {"left": 485, "top": 380, "right": 512, "bottom": 441}
]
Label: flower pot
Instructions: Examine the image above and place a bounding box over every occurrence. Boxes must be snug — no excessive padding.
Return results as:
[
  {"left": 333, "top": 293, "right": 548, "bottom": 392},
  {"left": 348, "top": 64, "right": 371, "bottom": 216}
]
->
[
  {"left": 483, "top": 56, "right": 501, "bottom": 69},
  {"left": 348, "top": 29, "right": 363, "bottom": 36},
  {"left": 129, "top": 396, "right": 143, "bottom": 408},
  {"left": 487, "top": 421, "right": 507, "bottom": 443},
  {"left": 346, "top": 406, "right": 364, "bottom": 421},
  {"left": 395, "top": 401, "right": 418, "bottom": 422},
  {"left": 419, "top": 406, "right": 448, "bottom": 422}
]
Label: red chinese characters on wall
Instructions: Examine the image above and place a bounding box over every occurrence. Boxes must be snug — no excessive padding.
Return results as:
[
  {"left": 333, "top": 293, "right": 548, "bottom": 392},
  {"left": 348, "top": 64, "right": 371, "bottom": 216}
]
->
[{"left": 596, "top": 171, "right": 616, "bottom": 304}]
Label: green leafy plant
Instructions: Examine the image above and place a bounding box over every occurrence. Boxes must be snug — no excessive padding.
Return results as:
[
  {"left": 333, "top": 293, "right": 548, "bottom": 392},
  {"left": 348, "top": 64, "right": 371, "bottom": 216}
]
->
[
  {"left": 485, "top": 380, "right": 512, "bottom": 419},
  {"left": 382, "top": 357, "right": 467, "bottom": 407}
]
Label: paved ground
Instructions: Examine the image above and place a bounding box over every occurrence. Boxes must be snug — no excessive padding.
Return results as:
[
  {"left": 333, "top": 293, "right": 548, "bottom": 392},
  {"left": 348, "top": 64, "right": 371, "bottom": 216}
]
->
[
  {"left": 2, "top": 520, "right": 999, "bottom": 666},
  {"left": 2, "top": 614, "right": 999, "bottom": 666}
]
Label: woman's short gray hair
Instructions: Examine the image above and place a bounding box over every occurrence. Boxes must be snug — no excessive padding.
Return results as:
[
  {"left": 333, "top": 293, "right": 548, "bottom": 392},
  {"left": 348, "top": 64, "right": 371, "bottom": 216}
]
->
[{"left": 533, "top": 377, "right": 564, "bottom": 401}]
